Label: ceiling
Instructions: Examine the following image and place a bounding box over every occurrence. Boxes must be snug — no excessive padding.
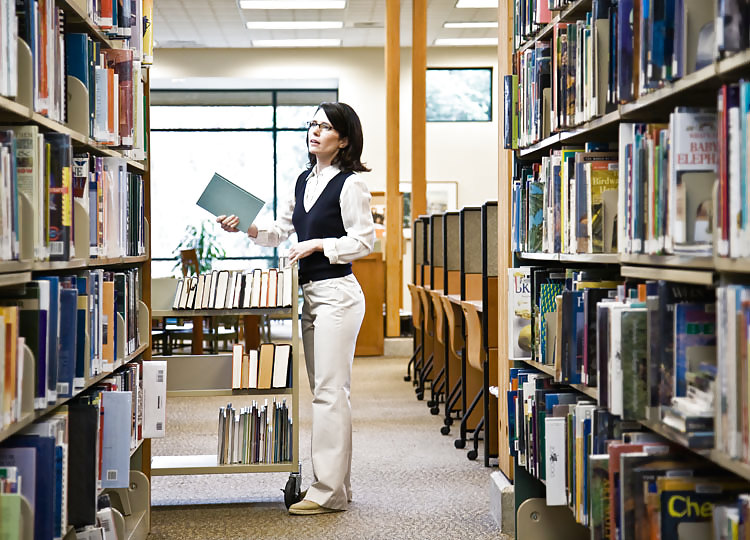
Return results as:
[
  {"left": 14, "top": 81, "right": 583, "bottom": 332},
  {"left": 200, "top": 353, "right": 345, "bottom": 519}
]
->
[{"left": 154, "top": 0, "right": 499, "bottom": 48}]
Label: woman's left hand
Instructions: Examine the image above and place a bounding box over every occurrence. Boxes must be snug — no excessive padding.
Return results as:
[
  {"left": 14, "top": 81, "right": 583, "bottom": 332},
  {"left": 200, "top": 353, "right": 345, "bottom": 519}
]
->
[{"left": 288, "top": 239, "right": 324, "bottom": 265}]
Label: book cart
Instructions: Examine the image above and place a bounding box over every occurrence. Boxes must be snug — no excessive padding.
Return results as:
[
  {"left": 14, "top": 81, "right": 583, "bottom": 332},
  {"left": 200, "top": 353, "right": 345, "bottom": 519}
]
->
[
  {"left": 499, "top": 0, "right": 750, "bottom": 537},
  {"left": 150, "top": 265, "right": 303, "bottom": 508},
  {"left": 0, "top": 1, "right": 155, "bottom": 536}
]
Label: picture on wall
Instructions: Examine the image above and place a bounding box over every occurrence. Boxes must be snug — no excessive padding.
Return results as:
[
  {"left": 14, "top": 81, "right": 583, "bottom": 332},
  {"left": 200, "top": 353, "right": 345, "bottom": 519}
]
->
[
  {"left": 400, "top": 181, "right": 458, "bottom": 228},
  {"left": 426, "top": 68, "right": 492, "bottom": 122}
]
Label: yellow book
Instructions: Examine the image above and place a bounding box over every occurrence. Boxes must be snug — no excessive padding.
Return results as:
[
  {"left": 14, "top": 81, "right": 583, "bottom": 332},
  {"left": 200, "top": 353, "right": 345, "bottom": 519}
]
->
[{"left": 257, "top": 343, "right": 274, "bottom": 389}]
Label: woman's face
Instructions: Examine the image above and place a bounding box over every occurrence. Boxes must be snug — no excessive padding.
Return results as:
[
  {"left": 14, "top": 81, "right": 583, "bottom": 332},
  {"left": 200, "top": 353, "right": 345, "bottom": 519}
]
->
[{"left": 308, "top": 109, "right": 347, "bottom": 164}]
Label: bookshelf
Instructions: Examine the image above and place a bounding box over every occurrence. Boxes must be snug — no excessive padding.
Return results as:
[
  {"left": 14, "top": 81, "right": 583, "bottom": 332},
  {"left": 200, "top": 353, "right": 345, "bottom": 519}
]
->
[
  {"left": 503, "top": 0, "right": 750, "bottom": 535},
  {"left": 150, "top": 266, "right": 300, "bottom": 477},
  {"left": 0, "top": 0, "right": 154, "bottom": 536}
]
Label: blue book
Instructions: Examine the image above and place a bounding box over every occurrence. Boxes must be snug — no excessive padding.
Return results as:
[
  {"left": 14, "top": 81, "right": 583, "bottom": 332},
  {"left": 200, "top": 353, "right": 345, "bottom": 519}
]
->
[
  {"left": 100, "top": 391, "right": 132, "bottom": 489},
  {"left": 0, "top": 447, "right": 37, "bottom": 514},
  {"left": 544, "top": 392, "right": 578, "bottom": 414},
  {"left": 36, "top": 276, "right": 60, "bottom": 403},
  {"left": 57, "top": 288, "right": 78, "bottom": 397},
  {"left": 1, "top": 435, "right": 55, "bottom": 540},
  {"left": 673, "top": 302, "right": 716, "bottom": 397},
  {"left": 64, "top": 34, "right": 89, "bottom": 88}
]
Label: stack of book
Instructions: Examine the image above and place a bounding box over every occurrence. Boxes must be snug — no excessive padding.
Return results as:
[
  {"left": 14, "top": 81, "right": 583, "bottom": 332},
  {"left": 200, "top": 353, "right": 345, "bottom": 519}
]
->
[
  {"left": 0, "top": 359, "right": 165, "bottom": 537},
  {"left": 230, "top": 342, "right": 292, "bottom": 391},
  {"left": 172, "top": 268, "right": 294, "bottom": 311},
  {"left": 217, "top": 399, "right": 292, "bottom": 465},
  {"left": 0, "top": 267, "right": 144, "bottom": 429}
]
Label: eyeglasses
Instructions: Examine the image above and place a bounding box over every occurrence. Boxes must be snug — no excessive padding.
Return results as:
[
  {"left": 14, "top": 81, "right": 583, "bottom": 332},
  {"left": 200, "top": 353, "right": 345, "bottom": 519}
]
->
[{"left": 306, "top": 120, "right": 334, "bottom": 132}]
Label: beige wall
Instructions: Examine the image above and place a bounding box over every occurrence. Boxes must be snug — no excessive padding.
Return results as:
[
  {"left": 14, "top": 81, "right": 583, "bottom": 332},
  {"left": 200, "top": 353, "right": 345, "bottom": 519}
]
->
[{"left": 152, "top": 46, "right": 498, "bottom": 206}]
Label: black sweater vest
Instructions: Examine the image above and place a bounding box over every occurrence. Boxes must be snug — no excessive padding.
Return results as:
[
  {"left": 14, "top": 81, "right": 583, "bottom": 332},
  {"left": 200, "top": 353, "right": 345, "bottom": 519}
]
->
[{"left": 292, "top": 169, "right": 354, "bottom": 285}]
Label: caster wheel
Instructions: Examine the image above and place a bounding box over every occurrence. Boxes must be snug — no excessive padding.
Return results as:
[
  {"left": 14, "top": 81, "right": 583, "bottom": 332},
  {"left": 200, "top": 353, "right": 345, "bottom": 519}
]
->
[
  {"left": 430, "top": 406, "right": 440, "bottom": 415},
  {"left": 444, "top": 417, "right": 453, "bottom": 426},
  {"left": 467, "top": 450, "right": 478, "bottom": 461},
  {"left": 283, "top": 475, "right": 302, "bottom": 509},
  {"left": 404, "top": 375, "right": 411, "bottom": 382},
  {"left": 440, "top": 426, "right": 450, "bottom": 435},
  {"left": 454, "top": 439, "right": 466, "bottom": 449},
  {"left": 416, "top": 392, "right": 424, "bottom": 401},
  {"left": 427, "top": 400, "right": 436, "bottom": 407}
]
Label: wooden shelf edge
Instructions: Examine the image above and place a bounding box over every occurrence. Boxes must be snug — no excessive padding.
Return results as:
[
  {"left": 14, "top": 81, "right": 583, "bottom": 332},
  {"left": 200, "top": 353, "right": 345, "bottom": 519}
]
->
[
  {"left": 0, "top": 271, "right": 32, "bottom": 288},
  {"left": 166, "top": 388, "right": 294, "bottom": 398},
  {"left": 153, "top": 307, "right": 295, "bottom": 317},
  {"left": 620, "top": 265, "right": 714, "bottom": 286},
  {"left": 620, "top": 253, "right": 715, "bottom": 269}
]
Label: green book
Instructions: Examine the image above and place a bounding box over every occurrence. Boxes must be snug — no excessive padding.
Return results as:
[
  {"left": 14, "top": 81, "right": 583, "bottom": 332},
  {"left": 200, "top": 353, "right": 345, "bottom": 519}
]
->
[{"left": 196, "top": 172, "right": 266, "bottom": 234}]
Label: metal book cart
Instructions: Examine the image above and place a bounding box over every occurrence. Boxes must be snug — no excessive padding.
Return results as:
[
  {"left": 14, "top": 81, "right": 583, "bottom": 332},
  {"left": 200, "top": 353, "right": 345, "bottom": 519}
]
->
[{"left": 149, "top": 265, "right": 302, "bottom": 508}]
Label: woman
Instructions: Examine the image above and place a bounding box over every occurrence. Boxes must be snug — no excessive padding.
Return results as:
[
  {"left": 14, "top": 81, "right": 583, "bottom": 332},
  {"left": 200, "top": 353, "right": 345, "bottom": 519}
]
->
[{"left": 218, "top": 102, "right": 375, "bottom": 515}]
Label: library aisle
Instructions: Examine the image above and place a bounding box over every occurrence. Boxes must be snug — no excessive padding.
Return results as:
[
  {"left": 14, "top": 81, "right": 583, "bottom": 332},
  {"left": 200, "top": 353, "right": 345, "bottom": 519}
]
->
[{"left": 148, "top": 323, "right": 503, "bottom": 539}]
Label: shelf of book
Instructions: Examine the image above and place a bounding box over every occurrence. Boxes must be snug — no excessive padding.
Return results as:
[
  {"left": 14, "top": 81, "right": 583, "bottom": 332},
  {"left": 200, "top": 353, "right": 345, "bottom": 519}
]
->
[
  {"left": 619, "top": 253, "right": 715, "bottom": 269},
  {"left": 517, "top": 0, "right": 593, "bottom": 54},
  {"left": 519, "top": 358, "right": 556, "bottom": 377},
  {"left": 518, "top": 110, "right": 620, "bottom": 159},
  {"left": 714, "top": 257, "right": 750, "bottom": 273},
  {"left": 0, "top": 261, "right": 32, "bottom": 273},
  {"left": 568, "top": 383, "right": 598, "bottom": 400},
  {"left": 0, "top": 271, "right": 32, "bottom": 288},
  {"left": 0, "top": 97, "right": 147, "bottom": 172},
  {"left": 0, "top": 255, "right": 151, "bottom": 275},
  {"left": 166, "top": 387, "right": 295, "bottom": 398},
  {"left": 0, "top": 342, "right": 148, "bottom": 443},
  {"left": 152, "top": 307, "right": 294, "bottom": 318},
  {"left": 151, "top": 455, "right": 297, "bottom": 476},
  {"left": 709, "top": 451, "right": 750, "bottom": 483},
  {"left": 559, "top": 253, "right": 619, "bottom": 264},
  {"left": 57, "top": 0, "right": 117, "bottom": 49},
  {"left": 518, "top": 252, "right": 560, "bottom": 261},
  {"left": 620, "top": 265, "right": 714, "bottom": 286},
  {"left": 518, "top": 359, "right": 598, "bottom": 399}
]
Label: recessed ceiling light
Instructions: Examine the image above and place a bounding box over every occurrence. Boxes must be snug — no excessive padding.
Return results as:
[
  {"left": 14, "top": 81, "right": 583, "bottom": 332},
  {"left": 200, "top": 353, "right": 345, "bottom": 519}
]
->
[
  {"left": 434, "top": 38, "right": 498, "bottom": 46},
  {"left": 252, "top": 38, "right": 342, "bottom": 47},
  {"left": 455, "top": 0, "right": 497, "bottom": 7},
  {"left": 444, "top": 21, "right": 498, "bottom": 28},
  {"left": 246, "top": 21, "right": 343, "bottom": 29},
  {"left": 240, "top": 0, "right": 346, "bottom": 9}
]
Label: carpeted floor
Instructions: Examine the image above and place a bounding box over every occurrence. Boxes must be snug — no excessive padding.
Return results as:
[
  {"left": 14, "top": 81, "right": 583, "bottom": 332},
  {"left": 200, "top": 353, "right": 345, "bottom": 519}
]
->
[{"left": 149, "top": 325, "right": 505, "bottom": 540}]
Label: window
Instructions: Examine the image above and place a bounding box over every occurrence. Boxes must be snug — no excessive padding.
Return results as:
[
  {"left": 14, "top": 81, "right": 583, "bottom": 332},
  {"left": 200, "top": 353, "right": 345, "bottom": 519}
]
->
[
  {"left": 150, "top": 89, "right": 337, "bottom": 277},
  {"left": 426, "top": 68, "right": 493, "bottom": 122}
]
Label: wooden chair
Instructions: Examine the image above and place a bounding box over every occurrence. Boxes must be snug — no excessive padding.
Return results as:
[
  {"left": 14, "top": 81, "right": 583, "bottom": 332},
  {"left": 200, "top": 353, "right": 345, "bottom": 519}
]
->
[
  {"left": 460, "top": 300, "right": 487, "bottom": 461},
  {"left": 406, "top": 283, "right": 424, "bottom": 385},
  {"left": 428, "top": 289, "right": 448, "bottom": 415},
  {"left": 440, "top": 295, "right": 465, "bottom": 435},
  {"left": 415, "top": 286, "right": 436, "bottom": 401}
]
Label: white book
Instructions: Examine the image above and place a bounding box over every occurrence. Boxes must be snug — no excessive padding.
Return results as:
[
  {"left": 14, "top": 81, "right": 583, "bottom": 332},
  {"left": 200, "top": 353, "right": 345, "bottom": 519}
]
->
[
  {"left": 96, "top": 507, "right": 119, "bottom": 540},
  {"left": 232, "top": 344, "right": 243, "bottom": 389},
  {"left": 34, "top": 279, "right": 51, "bottom": 409},
  {"left": 142, "top": 361, "right": 166, "bottom": 439},
  {"left": 259, "top": 271, "right": 269, "bottom": 308},
  {"left": 250, "top": 269, "right": 262, "bottom": 308},
  {"left": 282, "top": 268, "right": 294, "bottom": 307},
  {"left": 271, "top": 344, "right": 291, "bottom": 388},
  {"left": 172, "top": 280, "right": 183, "bottom": 310},
  {"left": 248, "top": 349, "right": 259, "bottom": 389},
  {"left": 729, "top": 103, "right": 741, "bottom": 258},
  {"left": 267, "top": 269, "right": 278, "bottom": 308},
  {"left": 186, "top": 277, "right": 198, "bottom": 310},
  {"left": 195, "top": 275, "right": 205, "bottom": 310},
  {"left": 207, "top": 270, "right": 219, "bottom": 309},
  {"left": 545, "top": 416, "right": 567, "bottom": 506},
  {"left": 201, "top": 272, "right": 213, "bottom": 309},
  {"left": 242, "top": 272, "right": 253, "bottom": 309},
  {"left": 225, "top": 271, "right": 237, "bottom": 309},
  {"left": 178, "top": 277, "right": 190, "bottom": 309},
  {"left": 232, "top": 273, "right": 243, "bottom": 308},
  {"left": 213, "top": 271, "right": 229, "bottom": 309}
]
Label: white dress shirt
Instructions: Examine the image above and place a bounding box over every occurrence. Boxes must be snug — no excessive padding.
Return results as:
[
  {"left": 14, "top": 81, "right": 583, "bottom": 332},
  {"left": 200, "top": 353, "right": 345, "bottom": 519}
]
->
[{"left": 254, "top": 165, "right": 375, "bottom": 264}]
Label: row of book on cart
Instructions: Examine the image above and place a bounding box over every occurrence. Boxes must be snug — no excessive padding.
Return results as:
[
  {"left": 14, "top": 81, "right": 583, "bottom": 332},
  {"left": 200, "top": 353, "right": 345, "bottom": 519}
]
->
[
  {"left": 0, "top": 359, "right": 167, "bottom": 540},
  {"left": 172, "top": 268, "right": 294, "bottom": 311},
  {"left": 507, "top": 265, "right": 750, "bottom": 538},
  {"left": 231, "top": 342, "right": 292, "bottom": 391},
  {"left": 217, "top": 398, "right": 292, "bottom": 465}
]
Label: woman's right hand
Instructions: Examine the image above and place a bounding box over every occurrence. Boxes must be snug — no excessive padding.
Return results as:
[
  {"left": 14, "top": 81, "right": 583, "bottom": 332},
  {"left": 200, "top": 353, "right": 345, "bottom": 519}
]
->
[{"left": 217, "top": 215, "right": 240, "bottom": 233}]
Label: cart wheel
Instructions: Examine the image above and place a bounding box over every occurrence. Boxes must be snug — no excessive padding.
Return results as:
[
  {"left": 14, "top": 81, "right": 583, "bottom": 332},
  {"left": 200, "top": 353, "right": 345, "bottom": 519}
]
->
[
  {"left": 416, "top": 392, "right": 424, "bottom": 401},
  {"left": 283, "top": 475, "right": 302, "bottom": 509},
  {"left": 467, "top": 449, "right": 478, "bottom": 461},
  {"left": 404, "top": 375, "right": 411, "bottom": 382},
  {"left": 430, "top": 406, "right": 440, "bottom": 415},
  {"left": 440, "top": 425, "right": 450, "bottom": 436},
  {"left": 444, "top": 417, "right": 453, "bottom": 426},
  {"left": 454, "top": 439, "right": 466, "bottom": 449},
  {"left": 427, "top": 400, "right": 436, "bottom": 407}
]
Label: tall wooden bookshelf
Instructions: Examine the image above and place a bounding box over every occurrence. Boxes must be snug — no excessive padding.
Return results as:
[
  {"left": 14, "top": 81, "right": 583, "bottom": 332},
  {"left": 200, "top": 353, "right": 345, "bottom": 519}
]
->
[
  {"left": 0, "top": 0, "right": 153, "bottom": 537},
  {"left": 500, "top": 0, "right": 750, "bottom": 535}
]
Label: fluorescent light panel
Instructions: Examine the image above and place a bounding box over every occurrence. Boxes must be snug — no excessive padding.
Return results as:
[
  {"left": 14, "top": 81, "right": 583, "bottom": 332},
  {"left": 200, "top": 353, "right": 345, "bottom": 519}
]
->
[
  {"left": 240, "top": 0, "right": 346, "bottom": 9},
  {"left": 443, "top": 21, "right": 498, "bottom": 28},
  {"left": 246, "top": 21, "right": 343, "bottom": 29},
  {"left": 434, "top": 37, "right": 498, "bottom": 46},
  {"left": 252, "top": 38, "right": 342, "bottom": 47},
  {"left": 455, "top": 0, "right": 497, "bottom": 7}
]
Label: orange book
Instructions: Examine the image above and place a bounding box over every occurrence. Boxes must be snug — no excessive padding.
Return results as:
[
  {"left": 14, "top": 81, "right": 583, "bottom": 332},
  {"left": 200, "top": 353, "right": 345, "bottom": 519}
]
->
[
  {"left": 257, "top": 343, "right": 274, "bottom": 389},
  {"left": 102, "top": 280, "right": 115, "bottom": 367},
  {"left": 0, "top": 307, "right": 18, "bottom": 425},
  {"left": 241, "top": 354, "right": 249, "bottom": 389}
]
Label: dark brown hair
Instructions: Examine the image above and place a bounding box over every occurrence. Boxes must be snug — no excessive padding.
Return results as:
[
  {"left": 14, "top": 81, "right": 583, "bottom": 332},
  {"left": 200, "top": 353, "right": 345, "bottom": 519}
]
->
[{"left": 308, "top": 102, "right": 371, "bottom": 173}]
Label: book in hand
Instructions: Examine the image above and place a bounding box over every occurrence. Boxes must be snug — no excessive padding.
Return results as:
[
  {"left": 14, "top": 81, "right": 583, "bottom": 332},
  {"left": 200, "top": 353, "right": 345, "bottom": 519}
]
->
[{"left": 196, "top": 173, "right": 265, "bottom": 234}]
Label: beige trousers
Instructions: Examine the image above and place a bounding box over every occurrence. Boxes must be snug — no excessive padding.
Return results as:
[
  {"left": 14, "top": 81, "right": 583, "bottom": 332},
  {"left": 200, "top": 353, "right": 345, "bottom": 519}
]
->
[{"left": 301, "top": 273, "right": 365, "bottom": 510}]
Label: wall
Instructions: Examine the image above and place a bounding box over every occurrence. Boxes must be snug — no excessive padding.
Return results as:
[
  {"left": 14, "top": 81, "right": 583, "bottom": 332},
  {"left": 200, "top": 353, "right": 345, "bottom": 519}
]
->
[{"left": 152, "top": 46, "right": 498, "bottom": 206}]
